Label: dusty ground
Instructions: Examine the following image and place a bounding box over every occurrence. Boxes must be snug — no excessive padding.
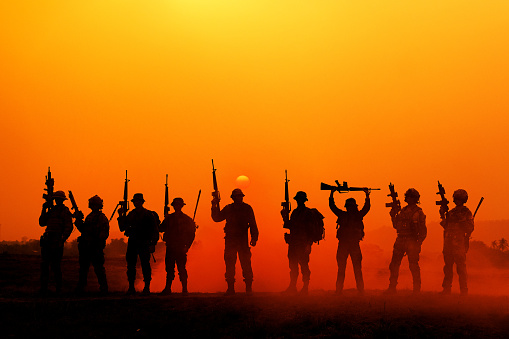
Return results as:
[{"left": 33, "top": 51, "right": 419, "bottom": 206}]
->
[{"left": 1, "top": 254, "right": 508, "bottom": 338}]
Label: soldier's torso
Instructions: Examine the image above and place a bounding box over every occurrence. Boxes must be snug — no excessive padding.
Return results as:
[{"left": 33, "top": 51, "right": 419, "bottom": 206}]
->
[
  {"left": 80, "top": 211, "right": 109, "bottom": 242},
  {"left": 44, "top": 205, "right": 72, "bottom": 235},
  {"left": 125, "top": 207, "right": 154, "bottom": 241},
  {"left": 445, "top": 206, "right": 473, "bottom": 235},
  {"left": 289, "top": 206, "right": 315, "bottom": 241},
  {"left": 223, "top": 203, "right": 253, "bottom": 238},
  {"left": 395, "top": 205, "right": 424, "bottom": 237},
  {"left": 337, "top": 211, "right": 365, "bottom": 241},
  {"left": 162, "top": 212, "right": 194, "bottom": 245}
]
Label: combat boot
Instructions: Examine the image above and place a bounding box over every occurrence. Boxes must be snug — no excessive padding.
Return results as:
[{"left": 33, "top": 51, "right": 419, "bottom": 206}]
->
[
  {"left": 225, "top": 281, "right": 235, "bottom": 296},
  {"left": 245, "top": 280, "right": 253, "bottom": 295},
  {"left": 127, "top": 281, "right": 136, "bottom": 295},
  {"left": 142, "top": 282, "right": 151, "bottom": 295},
  {"left": 160, "top": 279, "right": 173, "bottom": 295},
  {"left": 440, "top": 288, "right": 451, "bottom": 295},
  {"left": 300, "top": 281, "right": 309, "bottom": 295},
  {"left": 383, "top": 286, "right": 397, "bottom": 295},
  {"left": 181, "top": 279, "right": 188, "bottom": 295}
]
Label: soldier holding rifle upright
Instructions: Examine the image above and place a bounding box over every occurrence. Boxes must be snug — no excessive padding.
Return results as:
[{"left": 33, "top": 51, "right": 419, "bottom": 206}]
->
[
  {"left": 74, "top": 194, "right": 109, "bottom": 294},
  {"left": 437, "top": 184, "right": 476, "bottom": 296},
  {"left": 38, "top": 168, "right": 73, "bottom": 295},
  {"left": 117, "top": 187, "right": 159, "bottom": 294},
  {"left": 159, "top": 196, "right": 196, "bottom": 295},
  {"left": 385, "top": 185, "right": 427, "bottom": 294},
  {"left": 211, "top": 160, "right": 259, "bottom": 295}
]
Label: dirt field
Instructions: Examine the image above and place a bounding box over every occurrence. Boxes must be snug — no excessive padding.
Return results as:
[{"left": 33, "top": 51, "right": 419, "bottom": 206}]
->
[{"left": 1, "top": 254, "right": 508, "bottom": 338}]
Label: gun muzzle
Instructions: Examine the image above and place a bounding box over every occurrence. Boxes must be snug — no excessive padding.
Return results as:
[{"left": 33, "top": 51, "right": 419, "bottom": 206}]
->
[{"left": 320, "top": 182, "right": 338, "bottom": 191}]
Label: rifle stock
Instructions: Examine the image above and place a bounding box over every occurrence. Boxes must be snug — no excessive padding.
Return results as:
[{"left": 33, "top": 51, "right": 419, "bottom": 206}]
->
[{"left": 320, "top": 181, "right": 380, "bottom": 193}]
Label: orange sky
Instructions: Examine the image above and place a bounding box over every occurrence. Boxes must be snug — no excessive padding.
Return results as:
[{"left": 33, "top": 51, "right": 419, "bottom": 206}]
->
[{"left": 1, "top": 1, "right": 508, "bottom": 291}]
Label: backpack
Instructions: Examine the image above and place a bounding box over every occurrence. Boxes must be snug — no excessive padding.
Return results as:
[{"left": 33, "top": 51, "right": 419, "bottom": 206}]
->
[{"left": 308, "top": 208, "right": 325, "bottom": 243}]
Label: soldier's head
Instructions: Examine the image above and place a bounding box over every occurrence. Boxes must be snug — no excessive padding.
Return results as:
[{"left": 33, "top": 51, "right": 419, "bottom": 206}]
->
[
  {"left": 345, "top": 198, "right": 358, "bottom": 212},
  {"left": 88, "top": 195, "right": 103, "bottom": 211},
  {"left": 294, "top": 191, "right": 308, "bottom": 206},
  {"left": 131, "top": 193, "right": 145, "bottom": 208},
  {"left": 53, "top": 190, "right": 67, "bottom": 205},
  {"left": 453, "top": 189, "right": 468, "bottom": 206},
  {"left": 231, "top": 188, "right": 245, "bottom": 203},
  {"left": 404, "top": 188, "right": 420, "bottom": 205},
  {"left": 171, "top": 197, "right": 185, "bottom": 212}
]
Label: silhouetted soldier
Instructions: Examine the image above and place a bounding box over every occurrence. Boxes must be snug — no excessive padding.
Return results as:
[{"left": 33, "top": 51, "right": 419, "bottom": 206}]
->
[
  {"left": 38, "top": 190, "right": 73, "bottom": 294},
  {"left": 117, "top": 193, "right": 159, "bottom": 294},
  {"left": 386, "top": 188, "right": 427, "bottom": 294},
  {"left": 281, "top": 191, "right": 324, "bottom": 295},
  {"left": 74, "top": 195, "right": 109, "bottom": 294},
  {"left": 440, "top": 189, "right": 474, "bottom": 295},
  {"left": 329, "top": 188, "right": 370, "bottom": 295},
  {"left": 212, "top": 188, "right": 259, "bottom": 295},
  {"left": 159, "top": 197, "right": 196, "bottom": 295}
]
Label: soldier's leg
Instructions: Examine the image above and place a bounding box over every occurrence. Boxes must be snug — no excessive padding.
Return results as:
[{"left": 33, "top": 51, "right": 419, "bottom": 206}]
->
[
  {"left": 388, "top": 238, "right": 405, "bottom": 290},
  {"left": 52, "top": 244, "right": 64, "bottom": 293},
  {"left": 336, "top": 241, "right": 349, "bottom": 293},
  {"left": 91, "top": 246, "right": 108, "bottom": 293},
  {"left": 455, "top": 251, "right": 468, "bottom": 295},
  {"left": 299, "top": 244, "right": 312, "bottom": 294},
  {"left": 287, "top": 244, "right": 299, "bottom": 287},
  {"left": 238, "top": 243, "right": 253, "bottom": 292},
  {"left": 139, "top": 246, "right": 152, "bottom": 292},
  {"left": 126, "top": 241, "right": 138, "bottom": 292},
  {"left": 442, "top": 248, "right": 454, "bottom": 293},
  {"left": 224, "top": 239, "right": 237, "bottom": 293},
  {"left": 165, "top": 246, "right": 177, "bottom": 284},
  {"left": 77, "top": 242, "right": 91, "bottom": 291},
  {"left": 40, "top": 244, "right": 50, "bottom": 293},
  {"left": 176, "top": 251, "right": 188, "bottom": 293},
  {"left": 350, "top": 241, "right": 364, "bottom": 293},
  {"left": 407, "top": 240, "right": 422, "bottom": 292}
]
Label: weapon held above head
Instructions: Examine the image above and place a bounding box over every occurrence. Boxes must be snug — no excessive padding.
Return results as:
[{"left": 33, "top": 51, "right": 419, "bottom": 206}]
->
[
  {"left": 211, "top": 159, "right": 221, "bottom": 206},
  {"left": 320, "top": 180, "right": 380, "bottom": 193},
  {"left": 385, "top": 182, "right": 401, "bottom": 213},
  {"left": 109, "top": 170, "right": 129, "bottom": 222},
  {"left": 281, "top": 170, "right": 291, "bottom": 228}
]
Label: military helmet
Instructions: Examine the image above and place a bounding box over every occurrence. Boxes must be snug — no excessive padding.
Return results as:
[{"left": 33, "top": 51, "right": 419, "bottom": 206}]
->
[
  {"left": 453, "top": 189, "right": 468, "bottom": 203},
  {"left": 345, "top": 197, "right": 357, "bottom": 207},
  {"left": 88, "top": 195, "right": 103, "bottom": 206},
  {"left": 405, "top": 188, "right": 420, "bottom": 200},
  {"left": 231, "top": 188, "right": 245, "bottom": 198},
  {"left": 171, "top": 197, "right": 185, "bottom": 207},
  {"left": 293, "top": 191, "right": 308, "bottom": 202},
  {"left": 131, "top": 193, "right": 145, "bottom": 202},
  {"left": 53, "top": 190, "right": 67, "bottom": 200}
]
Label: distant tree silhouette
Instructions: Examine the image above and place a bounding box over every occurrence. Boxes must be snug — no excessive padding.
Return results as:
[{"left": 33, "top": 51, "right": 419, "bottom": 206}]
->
[
  {"left": 498, "top": 238, "right": 508, "bottom": 252},
  {"left": 491, "top": 240, "right": 498, "bottom": 249}
]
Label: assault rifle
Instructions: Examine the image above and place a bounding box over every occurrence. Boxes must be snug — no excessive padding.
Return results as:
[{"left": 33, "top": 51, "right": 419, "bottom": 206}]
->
[
  {"left": 282, "top": 170, "right": 291, "bottom": 229},
  {"left": 110, "top": 170, "right": 129, "bottom": 223},
  {"left": 211, "top": 159, "right": 220, "bottom": 208},
  {"left": 193, "top": 189, "right": 201, "bottom": 223},
  {"left": 385, "top": 183, "right": 401, "bottom": 214},
  {"left": 436, "top": 181, "right": 449, "bottom": 219},
  {"left": 164, "top": 174, "right": 170, "bottom": 217},
  {"left": 42, "top": 167, "right": 54, "bottom": 208},
  {"left": 68, "top": 190, "right": 83, "bottom": 223},
  {"left": 320, "top": 180, "right": 380, "bottom": 193}
]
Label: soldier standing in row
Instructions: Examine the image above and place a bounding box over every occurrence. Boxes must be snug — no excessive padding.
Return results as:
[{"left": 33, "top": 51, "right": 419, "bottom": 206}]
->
[
  {"left": 329, "top": 188, "right": 370, "bottom": 295},
  {"left": 38, "top": 190, "right": 74, "bottom": 294},
  {"left": 212, "top": 188, "right": 259, "bottom": 295},
  {"left": 74, "top": 195, "right": 109, "bottom": 294},
  {"left": 439, "top": 189, "right": 474, "bottom": 295},
  {"left": 159, "top": 198, "right": 196, "bottom": 295},
  {"left": 386, "top": 188, "right": 427, "bottom": 294},
  {"left": 281, "top": 191, "right": 324, "bottom": 295},
  {"left": 118, "top": 193, "right": 159, "bottom": 294}
]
